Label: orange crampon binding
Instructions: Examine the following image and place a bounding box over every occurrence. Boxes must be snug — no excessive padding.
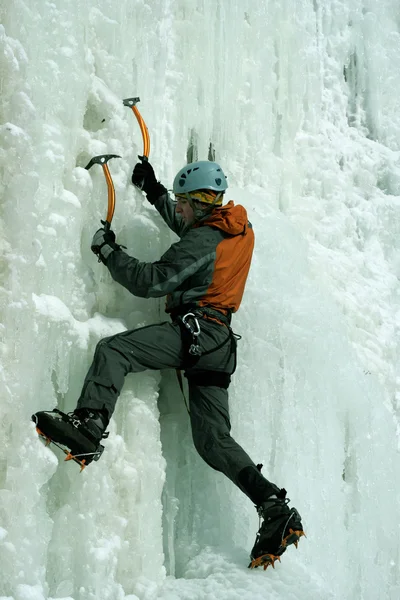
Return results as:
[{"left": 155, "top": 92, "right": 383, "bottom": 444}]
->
[
  {"left": 280, "top": 528, "right": 306, "bottom": 550},
  {"left": 248, "top": 528, "right": 306, "bottom": 570}
]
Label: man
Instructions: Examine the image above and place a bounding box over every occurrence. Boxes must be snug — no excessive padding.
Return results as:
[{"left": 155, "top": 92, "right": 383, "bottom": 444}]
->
[{"left": 32, "top": 159, "right": 304, "bottom": 568}]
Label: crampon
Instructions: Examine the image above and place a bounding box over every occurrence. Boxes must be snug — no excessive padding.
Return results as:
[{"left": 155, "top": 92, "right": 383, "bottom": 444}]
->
[
  {"left": 248, "top": 528, "right": 306, "bottom": 570},
  {"left": 35, "top": 426, "right": 104, "bottom": 471},
  {"left": 32, "top": 408, "right": 107, "bottom": 471}
]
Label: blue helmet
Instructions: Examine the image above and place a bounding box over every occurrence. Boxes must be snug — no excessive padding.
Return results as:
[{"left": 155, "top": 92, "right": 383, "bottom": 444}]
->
[{"left": 173, "top": 161, "right": 228, "bottom": 194}]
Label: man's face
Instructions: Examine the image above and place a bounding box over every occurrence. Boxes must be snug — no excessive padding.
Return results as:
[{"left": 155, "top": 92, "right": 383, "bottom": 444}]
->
[{"left": 175, "top": 196, "right": 195, "bottom": 224}]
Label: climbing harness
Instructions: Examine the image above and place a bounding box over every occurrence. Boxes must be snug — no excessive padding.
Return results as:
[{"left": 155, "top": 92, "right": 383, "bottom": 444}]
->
[{"left": 173, "top": 307, "right": 241, "bottom": 413}]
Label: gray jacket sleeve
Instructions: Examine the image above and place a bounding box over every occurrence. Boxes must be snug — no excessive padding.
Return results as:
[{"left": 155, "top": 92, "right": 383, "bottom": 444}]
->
[
  {"left": 106, "top": 227, "right": 214, "bottom": 298},
  {"left": 151, "top": 192, "right": 190, "bottom": 238}
]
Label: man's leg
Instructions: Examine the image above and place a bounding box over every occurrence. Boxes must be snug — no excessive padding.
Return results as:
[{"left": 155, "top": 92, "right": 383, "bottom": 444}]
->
[
  {"left": 32, "top": 321, "right": 185, "bottom": 464},
  {"left": 188, "top": 381, "right": 281, "bottom": 505},
  {"left": 187, "top": 379, "right": 304, "bottom": 566},
  {"left": 77, "top": 321, "right": 184, "bottom": 418}
]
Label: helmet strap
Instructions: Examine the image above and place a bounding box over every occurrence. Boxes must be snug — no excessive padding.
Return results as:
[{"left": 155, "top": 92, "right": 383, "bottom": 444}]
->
[
  {"left": 185, "top": 191, "right": 223, "bottom": 222},
  {"left": 208, "top": 192, "right": 222, "bottom": 209}
]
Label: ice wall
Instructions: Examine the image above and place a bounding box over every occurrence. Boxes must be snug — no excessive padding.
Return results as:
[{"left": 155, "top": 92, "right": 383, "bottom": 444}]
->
[{"left": 0, "top": 1, "right": 399, "bottom": 599}]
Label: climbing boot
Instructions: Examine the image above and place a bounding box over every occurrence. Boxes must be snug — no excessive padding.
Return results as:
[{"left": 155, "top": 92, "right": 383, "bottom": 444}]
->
[
  {"left": 32, "top": 408, "right": 109, "bottom": 470},
  {"left": 249, "top": 492, "right": 305, "bottom": 570}
]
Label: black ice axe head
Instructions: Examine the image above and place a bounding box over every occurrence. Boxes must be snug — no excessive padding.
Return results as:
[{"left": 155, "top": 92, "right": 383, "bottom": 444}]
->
[
  {"left": 85, "top": 153, "right": 121, "bottom": 170},
  {"left": 85, "top": 153, "right": 121, "bottom": 229},
  {"left": 122, "top": 96, "right": 140, "bottom": 108}
]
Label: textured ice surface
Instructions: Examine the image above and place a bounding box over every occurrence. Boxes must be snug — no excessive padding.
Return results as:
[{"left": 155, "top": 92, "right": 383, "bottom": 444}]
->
[{"left": 0, "top": 1, "right": 399, "bottom": 599}]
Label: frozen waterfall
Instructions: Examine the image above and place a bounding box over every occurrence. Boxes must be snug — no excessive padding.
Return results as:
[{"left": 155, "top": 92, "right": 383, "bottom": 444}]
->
[{"left": 0, "top": 1, "right": 399, "bottom": 599}]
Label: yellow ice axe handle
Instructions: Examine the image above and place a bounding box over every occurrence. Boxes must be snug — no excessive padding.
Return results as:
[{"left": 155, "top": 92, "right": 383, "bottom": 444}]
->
[
  {"left": 85, "top": 154, "right": 121, "bottom": 229},
  {"left": 102, "top": 163, "right": 115, "bottom": 230},
  {"left": 123, "top": 96, "right": 151, "bottom": 159}
]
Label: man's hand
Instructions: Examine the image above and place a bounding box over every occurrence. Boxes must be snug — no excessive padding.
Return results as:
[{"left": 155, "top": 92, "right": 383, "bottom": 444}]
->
[
  {"left": 131, "top": 156, "right": 167, "bottom": 202},
  {"left": 131, "top": 157, "right": 156, "bottom": 190},
  {"left": 91, "top": 226, "right": 121, "bottom": 265}
]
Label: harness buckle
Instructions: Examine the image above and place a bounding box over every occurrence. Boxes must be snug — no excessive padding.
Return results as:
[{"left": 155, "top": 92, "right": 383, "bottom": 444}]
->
[
  {"left": 71, "top": 416, "right": 81, "bottom": 429},
  {"left": 189, "top": 343, "right": 202, "bottom": 356}
]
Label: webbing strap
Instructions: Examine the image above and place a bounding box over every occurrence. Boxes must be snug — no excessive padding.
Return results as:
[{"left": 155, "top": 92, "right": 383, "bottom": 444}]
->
[
  {"left": 174, "top": 307, "right": 239, "bottom": 413},
  {"left": 169, "top": 304, "right": 232, "bottom": 327},
  {"left": 175, "top": 368, "right": 232, "bottom": 415},
  {"left": 176, "top": 369, "right": 190, "bottom": 415},
  {"left": 186, "top": 370, "right": 231, "bottom": 389}
]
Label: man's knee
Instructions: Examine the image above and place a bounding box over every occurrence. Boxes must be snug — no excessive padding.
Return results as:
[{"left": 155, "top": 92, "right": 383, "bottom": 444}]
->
[
  {"left": 97, "top": 333, "right": 116, "bottom": 346},
  {"left": 95, "top": 335, "right": 129, "bottom": 364},
  {"left": 94, "top": 336, "right": 116, "bottom": 358},
  {"left": 192, "top": 425, "right": 230, "bottom": 471},
  {"left": 192, "top": 427, "right": 212, "bottom": 459}
]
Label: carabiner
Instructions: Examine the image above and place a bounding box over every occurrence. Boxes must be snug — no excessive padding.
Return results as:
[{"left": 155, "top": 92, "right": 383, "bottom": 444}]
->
[{"left": 181, "top": 312, "right": 201, "bottom": 337}]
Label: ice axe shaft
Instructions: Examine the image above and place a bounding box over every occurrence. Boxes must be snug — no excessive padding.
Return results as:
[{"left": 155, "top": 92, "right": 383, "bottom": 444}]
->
[
  {"left": 123, "top": 97, "right": 150, "bottom": 159},
  {"left": 85, "top": 154, "right": 121, "bottom": 229}
]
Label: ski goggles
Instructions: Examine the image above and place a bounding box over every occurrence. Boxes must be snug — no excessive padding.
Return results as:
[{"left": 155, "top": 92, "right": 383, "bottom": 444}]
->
[{"left": 173, "top": 190, "right": 223, "bottom": 206}]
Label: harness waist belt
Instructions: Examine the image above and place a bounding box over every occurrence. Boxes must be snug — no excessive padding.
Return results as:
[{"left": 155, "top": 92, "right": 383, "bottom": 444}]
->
[{"left": 170, "top": 304, "right": 232, "bottom": 327}]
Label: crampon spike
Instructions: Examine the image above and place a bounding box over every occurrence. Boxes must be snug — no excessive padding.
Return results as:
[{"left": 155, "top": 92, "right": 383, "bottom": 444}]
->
[
  {"left": 33, "top": 412, "right": 105, "bottom": 470},
  {"left": 280, "top": 529, "right": 306, "bottom": 550},
  {"left": 36, "top": 427, "right": 88, "bottom": 471},
  {"left": 36, "top": 427, "right": 52, "bottom": 446},
  {"left": 64, "top": 450, "right": 87, "bottom": 471},
  {"left": 248, "top": 553, "right": 280, "bottom": 570}
]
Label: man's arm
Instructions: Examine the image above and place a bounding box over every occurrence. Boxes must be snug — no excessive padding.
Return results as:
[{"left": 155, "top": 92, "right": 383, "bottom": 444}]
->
[
  {"left": 132, "top": 158, "right": 189, "bottom": 238},
  {"left": 105, "top": 227, "right": 213, "bottom": 298}
]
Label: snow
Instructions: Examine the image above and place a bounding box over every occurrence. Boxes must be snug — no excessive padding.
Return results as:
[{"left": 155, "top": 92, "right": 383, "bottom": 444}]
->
[{"left": 1, "top": 1, "right": 400, "bottom": 599}]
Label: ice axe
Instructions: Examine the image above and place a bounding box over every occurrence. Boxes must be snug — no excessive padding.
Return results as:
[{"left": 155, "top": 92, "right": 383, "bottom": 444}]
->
[
  {"left": 85, "top": 154, "right": 121, "bottom": 231},
  {"left": 123, "top": 96, "right": 150, "bottom": 189}
]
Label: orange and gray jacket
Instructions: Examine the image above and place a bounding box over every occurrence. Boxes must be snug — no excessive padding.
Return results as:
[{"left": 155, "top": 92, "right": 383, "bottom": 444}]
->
[{"left": 106, "top": 192, "right": 255, "bottom": 316}]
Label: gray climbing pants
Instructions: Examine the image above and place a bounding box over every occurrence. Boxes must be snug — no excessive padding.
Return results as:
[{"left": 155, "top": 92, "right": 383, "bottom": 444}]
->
[{"left": 77, "top": 318, "right": 279, "bottom": 504}]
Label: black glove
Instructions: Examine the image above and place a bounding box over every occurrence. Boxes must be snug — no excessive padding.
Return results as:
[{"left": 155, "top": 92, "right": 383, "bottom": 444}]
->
[
  {"left": 131, "top": 156, "right": 167, "bottom": 203},
  {"left": 91, "top": 225, "right": 122, "bottom": 265}
]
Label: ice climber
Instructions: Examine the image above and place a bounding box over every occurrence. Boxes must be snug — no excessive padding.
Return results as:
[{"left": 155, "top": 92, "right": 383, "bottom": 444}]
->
[{"left": 33, "top": 159, "right": 304, "bottom": 569}]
